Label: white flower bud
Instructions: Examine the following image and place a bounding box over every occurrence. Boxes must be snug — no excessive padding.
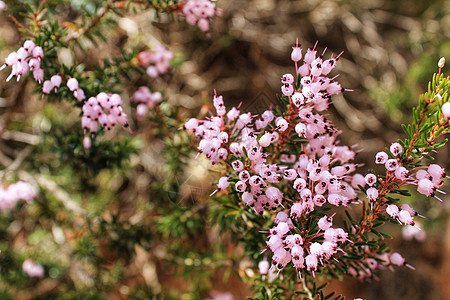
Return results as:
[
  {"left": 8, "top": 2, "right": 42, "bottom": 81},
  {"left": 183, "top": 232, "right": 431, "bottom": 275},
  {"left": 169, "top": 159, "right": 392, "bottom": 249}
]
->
[{"left": 438, "top": 57, "right": 445, "bottom": 68}]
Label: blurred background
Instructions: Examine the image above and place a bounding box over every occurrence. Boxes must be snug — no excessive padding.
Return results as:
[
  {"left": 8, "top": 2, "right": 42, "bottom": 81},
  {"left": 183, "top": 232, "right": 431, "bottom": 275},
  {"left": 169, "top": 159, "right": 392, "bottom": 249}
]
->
[{"left": 1, "top": 0, "right": 450, "bottom": 299}]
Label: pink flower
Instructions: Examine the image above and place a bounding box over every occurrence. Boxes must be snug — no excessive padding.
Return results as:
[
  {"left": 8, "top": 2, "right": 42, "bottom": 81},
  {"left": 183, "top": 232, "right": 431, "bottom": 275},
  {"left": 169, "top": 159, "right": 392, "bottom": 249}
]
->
[
  {"left": 32, "top": 46, "right": 44, "bottom": 60},
  {"left": 398, "top": 210, "right": 414, "bottom": 225},
  {"left": 304, "top": 47, "right": 317, "bottom": 65},
  {"left": 83, "top": 136, "right": 91, "bottom": 149},
  {"left": 33, "top": 68, "right": 44, "bottom": 83},
  {"left": 366, "top": 187, "right": 378, "bottom": 202},
  {"left": 217, "top": 177, "right": 229, "bottom": 191},
  {"left": 318, "top": 215, "right": 333, "bottom": 231},
  {"left": 266, "top": 186, "right": 283, "bottom": 205},
  {"left": 281, "top": 83, "right": 294, "bottom": 96},
  {"left": 375, "top": 151, "right": 388, "bottom": 164},
  {"left": 394, "top": 167, "right": 409, "bottom": 181},
  {"left": 258, "top": 259, "right": 270, "bottom": 275},
  {"left": 259, "top": 132, "right": 272, "bottom": 147},
  {"left": 390, "top": 142, "right": 403, "bottom": 156},
  {"left": 0, "top": 1, "right": 7, "bottom": 11},
  {"left": 385, "top": 159, "right": 399, "bottom": 171},
  {"left": 386, "top": 204, "right": 399, "bottom": 218},
  {"left": 42, "top": 80, "right": 54, "bottom": 94},
  {"left": 291, "top": 42, "right": 302, "bottom": 62},
  {"left": 389, "top": 252, "right": 405, "bottom": 266},
  {"left": 428, "top": 164, "right": 445, "bottom": 178},
  {"left": 417, "top": 178, "right": 435, "bottom": 196},
  {"left": 67, "top": 78, "right": 79, "bottom": 91},
  {"left": 364, "top": 173, "right": 377, "bottom": 186},
  {"left": 305, "top": 254, "right": 318, "bottom": 271},
  {"left": 22, "top": 259, "right": 44, "bottom": 278},
  {"left": 23, "top": 40, "right": 35, "bottom": 53}
]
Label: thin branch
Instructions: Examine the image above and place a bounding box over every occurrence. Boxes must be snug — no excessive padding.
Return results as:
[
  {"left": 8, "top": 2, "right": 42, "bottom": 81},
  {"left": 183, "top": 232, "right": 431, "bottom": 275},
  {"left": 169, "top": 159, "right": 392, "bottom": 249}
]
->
[
  {"left": 1, "top": 130, "right": 40, "bottom": 145},
  {"left": 34, "top": 174, "right": 87, "bottom": 217},
  {"left": 0, "top": 150, "right": 12, "bottom": 167},
  {"left": 301, "top": 275, "right": 314, "bottom": 300},
  {"left": 8, "top": 15, "right": 33, "bottom": 35},
  {"left": 66, "top": 5, "right": 113, "bottom": 45},
  {"left": 0, "top": 146, "right": 32, "bottom": 181}
]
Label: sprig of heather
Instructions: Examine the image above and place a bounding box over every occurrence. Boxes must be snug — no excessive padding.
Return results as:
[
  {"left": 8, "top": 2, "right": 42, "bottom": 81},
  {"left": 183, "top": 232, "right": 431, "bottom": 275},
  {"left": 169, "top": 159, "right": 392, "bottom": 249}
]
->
[
  {"left": 183, "top": 40, "right": 450, "bottom": 298},
  {"left": 132, "top": 46, "right": 173, "bottom": 118},
  {"left": 339, "top": 58, "right": 450, "bottom": 280},
  {"left": 0, "top": 40, "right": 131, "bottom": 149},
  {"left": 183, "top": 40, "right": 359, "bottom": 277}
]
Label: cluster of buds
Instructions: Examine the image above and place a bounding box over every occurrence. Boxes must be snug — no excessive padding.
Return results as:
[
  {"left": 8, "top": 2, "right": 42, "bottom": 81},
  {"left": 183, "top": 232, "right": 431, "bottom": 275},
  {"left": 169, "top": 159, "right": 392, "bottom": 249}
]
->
[
  {"left": 81, "top": 93, "right": 130, "bottom": 149},
  {"left": 137, "top": 45, "right": 173, "bottom": 79},
  {"left": 22, "top": 259, "right": 44, "bottom": 278},
  {"left": 0, "top": 40, "right": 44, "bottom": 83},
  {"left": 131, "top": 86, "right": 163, "bottom": 118},
  {"left": 0, "top": 181, "right": 37, "bottom": 211},
  {"left": 182, "top": 0, "right": 222, "bottom": 33}
]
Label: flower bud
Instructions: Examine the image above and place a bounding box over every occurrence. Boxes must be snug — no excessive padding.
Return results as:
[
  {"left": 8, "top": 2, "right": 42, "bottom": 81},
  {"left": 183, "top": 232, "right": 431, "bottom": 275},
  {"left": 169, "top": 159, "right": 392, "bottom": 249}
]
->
[
  {"left": 258, "top": 259, "right": 270, "bottom": 275},
  {"left": 42, "top": 80, "right": 54, "bottom": 94},
  {"left": 83, "top": 136, "right": 91, "bottom": 149},
  {"left": 50, "top": 75, "right": 62, "bottom": 88},
  {"left": 67, "top": 78, "right": 79, "bottom": 91},
  {"left": 259, "top": 132, "right": 272, "bottom": 147},
  {"left": 390, "top": 252, "right": 405, "bottom": 266},
  {"left": 291, "top": 46, "right": 302, "bottom": 62},
  {"left": 438, "top": 57, "right": 445, "bottom": 68}
]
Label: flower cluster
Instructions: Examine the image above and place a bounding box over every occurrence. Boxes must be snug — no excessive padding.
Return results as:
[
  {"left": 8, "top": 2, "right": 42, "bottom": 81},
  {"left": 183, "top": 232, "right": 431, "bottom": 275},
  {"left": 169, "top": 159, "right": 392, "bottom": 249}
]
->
[
  {"left": 81, "top": 93, "right": 130, "bottom": 149},
  {"left": 131, "top": 87, "right": 163, "bottom": 118},
  {"left": 182, "top": 0, "right": 222, "bottom": 33},
  {"left": 0, "top": 40, "right": 44, "bottom": 83},
  {"left": 374, "top": 142, "right": 447, "bottom": 225},
  {"left": 0, "top": 1, "right": 6, "bottom": 11},
  {"left": 137, "top": 45, "right": 173, "bottom": 79},
  {"left": 183, "top": 42, "right": 363, "bottom": 275},
  {"left": 264, "top": 212, "right": 350, "bottom": 277},
  {"left": 184, "top": 40, "right": 449, "bottom": 286},
  {"left": 22, "top": 259, "right": 44, "bottom": 278},
  {"left": 0, "top": 181, "right": 37, "bottom": 211}
]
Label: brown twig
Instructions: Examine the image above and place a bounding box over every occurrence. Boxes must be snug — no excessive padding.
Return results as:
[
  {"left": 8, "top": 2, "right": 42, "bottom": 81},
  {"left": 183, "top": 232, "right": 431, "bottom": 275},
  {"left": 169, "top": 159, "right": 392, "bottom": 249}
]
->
[
  {"left": 66, "top": 5, "right": 113, "bottom": 45},
  {"left": 8, "top": 15, "right": 33, "bottom": 35},
  {"left": 34, "top": 174, "right": 87, "bottom": 217},
  {"left": 0, "top": 146, "right": 32, "bottom": 180}
]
